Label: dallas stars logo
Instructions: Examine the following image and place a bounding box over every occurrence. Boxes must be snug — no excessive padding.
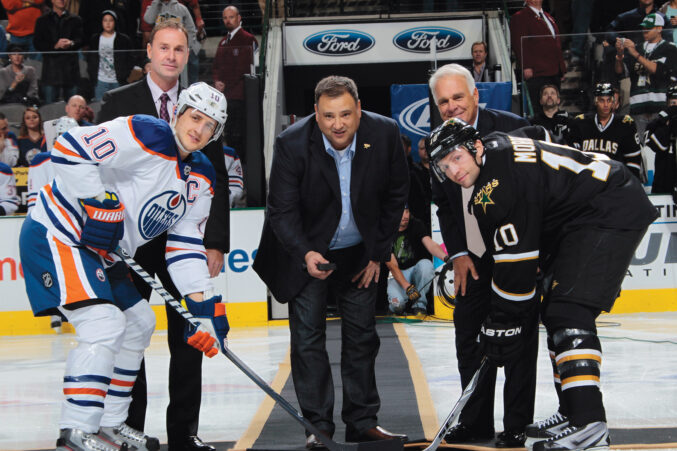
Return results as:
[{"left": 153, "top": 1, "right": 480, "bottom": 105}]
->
[{"left": 473, "top": 179, "right": 499, "bottom": 213}]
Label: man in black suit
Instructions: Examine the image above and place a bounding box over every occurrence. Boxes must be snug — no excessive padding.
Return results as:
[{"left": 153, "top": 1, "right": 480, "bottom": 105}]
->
[
  {"left": 428, "top": 63, "right": 538, "bottom": 448},
  {"left": 97, "top": 21, "right": 229, "bottom": 451},
  {"left": 253, "top": 76, "right": 409, "bottom": 449}
]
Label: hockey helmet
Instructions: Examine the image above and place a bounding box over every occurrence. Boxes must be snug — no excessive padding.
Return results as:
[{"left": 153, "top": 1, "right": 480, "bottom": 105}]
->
[
  {"left": 667, "top": 83, "right": 677, "bottom": 101},
  {"left": 426, "top": 118, "right": 481, "bottom": 182},
  {"left": 171, "top": 82, "right": 228, "bottom": 146},
  {"left": 55, "top": 116, "right": 79, "bottom": 136},
  {"left": 593, "top": 82, "right": 614, "bottom": 98}
]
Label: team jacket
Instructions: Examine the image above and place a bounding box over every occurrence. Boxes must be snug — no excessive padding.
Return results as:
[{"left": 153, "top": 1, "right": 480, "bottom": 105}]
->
[
  {"left": 570, "top": 112, "right": 642, "bottom": 179},
  {"left": 0, "top": 162, "right": 19, "bottom": 215},
  {"left": 645, "top": 110, "right": 677, "bottom": 194},
  {"left": 471, "top": 133, "right": 657, "bottom": 311},
  {"left": 29, "top": 115, "right": 216, "bottom": 296}
]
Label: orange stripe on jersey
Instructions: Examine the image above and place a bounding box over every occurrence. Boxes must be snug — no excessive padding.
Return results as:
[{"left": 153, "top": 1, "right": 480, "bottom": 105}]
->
[
  {"left": 110, "top": 379, "right": 135, "bottom": 387},
  {"left": 44, "top": 184, "right": 81, "bottom": 239},
  {"left": 127, "top": 117, "right": 181, "bottom": 179},
  {"left": 63, "top": 388, "right": 107, "bottom": 397},
  {"left": 190, "top": 172, "right": 214, "bottom": 195},
  {"left": 165, "top": 246, "right": 206, "bottom": 254},
  {"left": 53, "top": 238, "right": 91, "bottom": 303},
  {"left": 561, "top": 375, "right": 600, "bottom": 385},
  {"left": 54, "top": 141, "right": 84, "bottom": 159},
  {"left": 556, "top": 353, "right": 602, "bottom": 365}
]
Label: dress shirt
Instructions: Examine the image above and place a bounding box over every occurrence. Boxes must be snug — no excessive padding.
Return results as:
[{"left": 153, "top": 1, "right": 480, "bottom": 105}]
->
[{"left": 146, "top": 74, "right": 179, "bottom": 118}]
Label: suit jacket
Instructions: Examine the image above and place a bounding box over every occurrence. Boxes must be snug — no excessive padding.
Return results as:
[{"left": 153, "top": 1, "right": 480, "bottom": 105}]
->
[
  {"left": 98, "top": 77, "right": 230, "bottom": 252},
  {"left": 510, "top": 7, "right": 566, "bottom": 78},
  {"left": 212, "top": 28, "right": 258, "bottom": 100},
  {"left": 253, "top": 111, "right": 409, "bottom": 303},
  {"left": 432, "top": 108, "right": 529, "bottom": 258}
]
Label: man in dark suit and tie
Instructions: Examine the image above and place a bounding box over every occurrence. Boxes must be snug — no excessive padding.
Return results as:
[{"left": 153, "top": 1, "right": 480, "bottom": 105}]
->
[
  {"left": 97, "top": 21, "right": 229, "bottom": 451},
  {"left": 253, "top": 76, "right": 409, "bottom": 449},
  {"left": 428, "top": 63, "right": 538, "bottom": 448}
]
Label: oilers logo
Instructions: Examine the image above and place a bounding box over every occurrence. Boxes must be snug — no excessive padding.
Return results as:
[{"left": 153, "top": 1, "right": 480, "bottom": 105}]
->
[{"left": 138, "top": 191, "right": 186, "bottom": 240}]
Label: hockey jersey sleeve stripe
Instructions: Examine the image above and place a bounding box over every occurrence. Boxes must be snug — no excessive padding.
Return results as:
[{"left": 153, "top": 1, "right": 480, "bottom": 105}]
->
[
  {"left": 42, "top": 186, "right": 81, "bottom": 240},
  {"left": 491, "top": 279, "right": 536, "bottom": 301},
  {"left": 52, "top": 181, "right": 84, "bottom": 227},
  {"left": 650, "top": 133, "right": 668, "bottom": 151},
  {"left": 51, "top": 154, "right": 86, "bottom": 166},
  {"left": 624, "top": 150, "right": 641, "bottom": 157},
  {"left": 60, "top": 133, "right": 92, "bottom": 160},
  {"left": 166, "top": 252, "right": 208, "bottom": 266},
  {"left": 493, "top": 250, "right": 539, "bottom": 262},
  {"left": 167, "top": 234, "right": 203, "bottom": 245},
  {"left": 64, "top": 375, "right": 112, "bottom": 384},
  {"left": 626, "top": 162, "right": 641, "bottom": 170},
  {"left": 40, "top": 192, "right": 80, "bottom": 244}
]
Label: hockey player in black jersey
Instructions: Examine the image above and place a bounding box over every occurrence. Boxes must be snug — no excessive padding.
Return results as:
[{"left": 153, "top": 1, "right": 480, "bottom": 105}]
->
[
  {"left": 426, "top": 118, "right": 658, "bottom": 451},
  {"left": 529, "top": 84, "right": 574, "bottom": 145},
  {"left": 570, "top": 83, "right": 642, "bottom": 179},
  {"left": 645, "top": 83, "right": 677, "bottom": 198}
]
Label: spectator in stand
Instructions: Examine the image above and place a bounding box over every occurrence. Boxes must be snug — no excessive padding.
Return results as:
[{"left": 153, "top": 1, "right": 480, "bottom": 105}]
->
[
  {"left": 0, "top": 44, "right": 39, "bottom": 105},
  {"left": 468, "top": 41, "right": 493, "bottom": 82},
  {"left": 33, "top": 0, "right": 83, "bottom": 104},
  {"left": 79, "top": 0, "right": 140, "bottom": 48},
  {"left": 0, "top": 0, "right": 44, "bottom": 54},
  {"left": 645, "top": 82, "right": 677, "bottom": 195},
  {"left": 144, "top": 0, "right": 200, "bottom": 85},
  {"left": 660, "top": 1, "right": 677, "bottom": 41},
  {"left": 385, "top": 206, "right": 447, "bottom": 317},
  {"left": 615, "top": 13, "right": 677, "bottom": 137},
  {"left": 402, "top": 134, "right": 431, "bottom": 234},
  {"left": 529, "top": 84, "right": 575, "bottom": 144},
  {"left": 0, "top": 24, "right": 7, "bottom": 56},
  {"left": 608, "top": 0, "right": 668, "bottom": 44},
  {"left": 140, "top": 0, "right": 203, "bottom": 47},
  {"left": 0, "top": 163, "right": 19, "bottom": 216},
  {"left": 0, "top": 113, "right": 19, "bottom": 167},
  {"left": 16, "top": 106, "right": 46, "bottom": 166},
  {"left": 65, "top": 95, "right": 94, "bottom": 126},
  {"left": 510, "top": 0, "right": 567, "bottom": 115},
  {"left": 224, "top": 144, "right": 245, "bottom": 207},
  {"left": 87, "top": 10, "right": 134, "bottom": 101},
  {"left": 212, "top": 5, "right": 258, "bottom": 163}
]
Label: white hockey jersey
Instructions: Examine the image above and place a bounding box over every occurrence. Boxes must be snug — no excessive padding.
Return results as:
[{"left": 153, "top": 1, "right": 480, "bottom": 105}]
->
[
  {"left": 27, "top": 151, "right": 53, "bottom": 211},
  {"left": 29, "top": 115, "right": 216, "bottom": 296},
  {"left": 223, "top": 145, "right": 244, "bottom": 207},
  {"left": 0, "top": 162, "right": 19, "bottom": 215}
]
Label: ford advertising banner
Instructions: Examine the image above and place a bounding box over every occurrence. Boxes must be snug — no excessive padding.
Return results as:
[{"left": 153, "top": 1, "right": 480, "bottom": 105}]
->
[
  {"left": 391, "top": 82, "right": 513, "bottom": 160},
  {"left": 284, "top": 18, "right": 483, "bottom": 65}
]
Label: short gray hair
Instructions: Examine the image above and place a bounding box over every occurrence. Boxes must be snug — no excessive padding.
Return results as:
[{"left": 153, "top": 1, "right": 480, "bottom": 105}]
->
[{"left": 428, "top": 63, "right": 475, "bottom": 103}]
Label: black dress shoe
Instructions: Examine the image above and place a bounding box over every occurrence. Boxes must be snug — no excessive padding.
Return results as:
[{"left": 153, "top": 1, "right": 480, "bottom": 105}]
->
[
  {"left": 495, "top": 430, "right": 525, "bottom": 448},
  {"left": 346, "top": 426, "right": 408, "bottom": 443},
  {"left": 306, "top": 430, "right": 331, "bottom": 449},
  {"left": 444, "top": 423, "right": 494, "bottom": 443},
  {"left": 184, "top": 436, "right": 215, "bottom": 450}
]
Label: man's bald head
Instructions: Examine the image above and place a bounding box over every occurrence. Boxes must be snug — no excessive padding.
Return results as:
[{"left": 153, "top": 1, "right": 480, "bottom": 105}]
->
[{"left": 65, "top": 95, "right": 87, "bottom": 121}]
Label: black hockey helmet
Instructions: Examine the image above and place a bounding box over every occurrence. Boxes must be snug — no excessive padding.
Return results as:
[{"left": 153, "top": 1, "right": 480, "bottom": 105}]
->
[
  {"left": 593, "top": 82, "right": 614, "bottom": 98},
  {"left": 667, "top": 83, "right": 677, "bottom": 101},
  {"left": 426, "top": 118, "right": 481, "bottom": 182}
]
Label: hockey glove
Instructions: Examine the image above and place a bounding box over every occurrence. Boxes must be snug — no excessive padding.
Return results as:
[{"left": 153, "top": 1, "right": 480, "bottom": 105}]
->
[
  {"left": 80, "top": 192, "right": 125, "bottom": 253},
  {"left": 479, "top": 314, "right": 525, "bottom": 367},
  {"left": 183, "top": 295, "right": 230, "bottom": 358},
  {"left": 406, "top": 284, "right": 421, "bottom": 302}
]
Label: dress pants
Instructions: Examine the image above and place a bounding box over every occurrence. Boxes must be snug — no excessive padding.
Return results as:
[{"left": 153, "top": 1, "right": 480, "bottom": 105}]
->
[
  {"left": 288, "top": 244, "right": 380, "bottom": 438},
  {"left": 125, "top": 234, "right": 204, "bottom": 447},
  {"left": 454, "top": 253, "right": 538, "bottom": 433}
]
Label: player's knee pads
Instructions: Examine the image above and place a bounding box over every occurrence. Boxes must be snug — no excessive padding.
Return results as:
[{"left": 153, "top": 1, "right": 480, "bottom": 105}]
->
[
  {"left": 121, "top": 300, "right": 156, "bottom": 352},
  {"left": 68, "top": 303, "right": 127, "bottom": 354},
  {"left": 552, "top": 328, "right": 602, "bottom": 391}
]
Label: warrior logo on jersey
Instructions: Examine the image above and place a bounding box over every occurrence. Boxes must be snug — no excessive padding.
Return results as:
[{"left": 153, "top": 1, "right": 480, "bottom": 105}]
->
[
  {"left": 474, "top": 179, "right": 499, "bottom": 213},
  {"left": 138, "top": 190, "right": 186, "bottom": 240},
  {"left": 42, "top": 272, "right": 53, "bottom": 288}
]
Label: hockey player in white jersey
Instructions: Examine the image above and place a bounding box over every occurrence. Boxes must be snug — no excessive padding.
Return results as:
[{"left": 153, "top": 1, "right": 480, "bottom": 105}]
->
[
  {"left": 0, "top": 162, "right": 19, "bottom": 215},
  {"left": 19, "top": 82, "right": 229, "bottom": 451}
]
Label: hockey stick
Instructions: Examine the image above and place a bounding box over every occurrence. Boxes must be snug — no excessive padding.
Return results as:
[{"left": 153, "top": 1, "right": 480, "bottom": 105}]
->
[
  {"left": 422, "top": 357, "right": 490, "bottom": 451},
  {"left": 114, "top": 246, "right": 403, "bottom": 451}
]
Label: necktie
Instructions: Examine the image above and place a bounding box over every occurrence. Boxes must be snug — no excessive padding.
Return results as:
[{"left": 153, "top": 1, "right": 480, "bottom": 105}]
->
[
  {"left": 226, "top": 32, "right": 231, "bottom": 44},
  {"left": 539, "top": 12, "right": 555, "bottom": 38},
  {"left": 159, "top": 93, "right": 170, "bottom": 123},
  {"left": 461, "top": 185, "right": 486, "bottom": 258}
]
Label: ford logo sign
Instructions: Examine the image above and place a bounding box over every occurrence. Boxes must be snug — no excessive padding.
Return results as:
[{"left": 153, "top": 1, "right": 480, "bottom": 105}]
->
[
  {"left": 393, "top": 26, "right": 465, "bottom": 53},
  {"left": 303, "top": 30, "right": 375, "bottom": 56}
]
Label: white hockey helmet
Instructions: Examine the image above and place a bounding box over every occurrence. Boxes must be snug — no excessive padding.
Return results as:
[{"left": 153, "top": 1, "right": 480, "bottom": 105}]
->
[
  {"left": 171, "top": 82, "right": 228, "bottom": 146},
  {"left": 55, "top": 116, "right": 79, "bottom": 136}
]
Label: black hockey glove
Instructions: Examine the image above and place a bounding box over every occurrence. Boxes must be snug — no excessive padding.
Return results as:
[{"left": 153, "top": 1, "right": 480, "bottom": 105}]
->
[{"left": 479, "top": 314, "right": 526, "bottom": 367}]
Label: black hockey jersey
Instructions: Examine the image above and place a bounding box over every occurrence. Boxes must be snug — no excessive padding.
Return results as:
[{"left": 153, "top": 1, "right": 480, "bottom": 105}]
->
[
  {"left": 645, "top": 110, "right": 677, "bottom": 194},
  {"left": 530, "top": 110, "right": 574, "bottom": 146},
  {"left": 471, "top": 133, "right": 657, "bottom": 309},
  {"left": 570, "top": 112, "right": 642, "bottom": 178}
]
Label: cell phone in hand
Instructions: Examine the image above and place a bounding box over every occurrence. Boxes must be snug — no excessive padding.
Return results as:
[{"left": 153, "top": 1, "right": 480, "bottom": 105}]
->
[{"left": 317, "top": 262, "right": 337, "bottom": 271}]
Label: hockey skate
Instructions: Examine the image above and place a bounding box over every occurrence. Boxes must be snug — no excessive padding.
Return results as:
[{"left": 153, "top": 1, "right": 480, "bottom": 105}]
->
[
  {"left": 56, "top": 428, "right": 124, "bottom": 451},
  {"left": 532, "top": 421, "right": 610, "bottom": 451},
  {"left": 525, "top": 412, "right": 569, "bottom": 448},
  {"left": 98, "top": 423, "right": 160, "bottom": 451}
]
